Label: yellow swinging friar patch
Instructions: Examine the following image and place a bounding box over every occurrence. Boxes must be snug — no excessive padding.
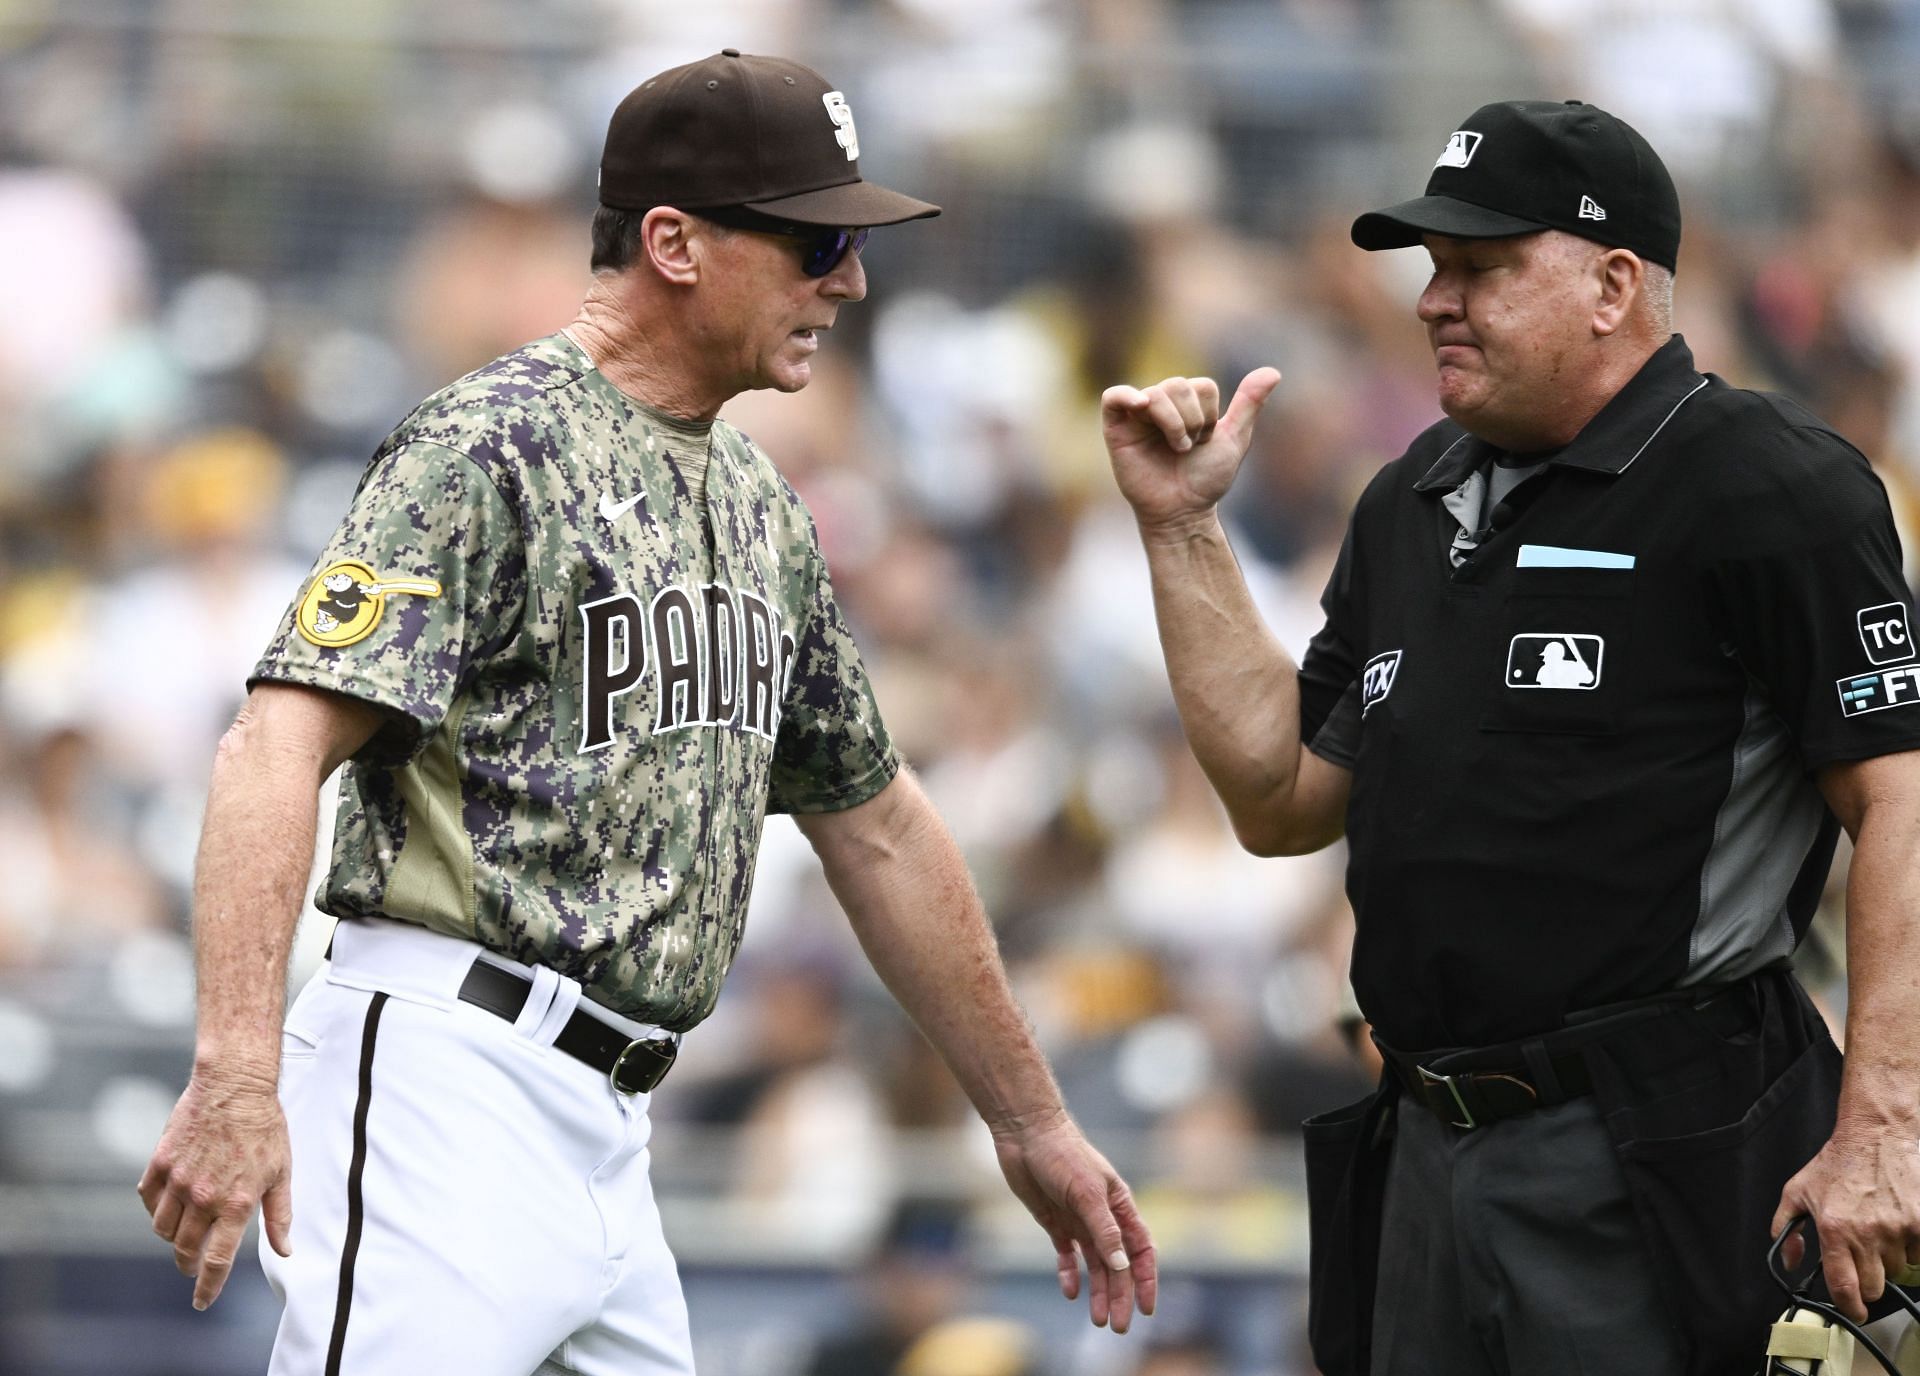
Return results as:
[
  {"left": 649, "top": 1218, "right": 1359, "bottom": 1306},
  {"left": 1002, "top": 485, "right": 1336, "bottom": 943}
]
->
[{"left": 295, "top": 560, "right": 442, "bottom": 648}]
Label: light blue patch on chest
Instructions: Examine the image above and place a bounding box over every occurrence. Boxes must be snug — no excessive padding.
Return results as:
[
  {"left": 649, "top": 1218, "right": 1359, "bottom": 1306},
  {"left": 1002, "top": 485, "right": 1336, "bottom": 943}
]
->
[{"left": 1516, "top": 544, "right": 1635, "bottom": 570}]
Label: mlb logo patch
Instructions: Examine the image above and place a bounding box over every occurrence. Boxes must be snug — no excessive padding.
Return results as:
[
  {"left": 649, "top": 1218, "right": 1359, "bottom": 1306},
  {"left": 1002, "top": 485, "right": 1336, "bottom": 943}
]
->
[
  {"left": 1857, "top": 602, "right": 1913, "bottom": 666},
  {"left": 1362, "top": 650, "right": 1402, "bottom": 715},
  {"left": 1435, "top": 131, "right": 1483, "bottom": 169},
  {"left": 1506, "top": 634, "right": 1603, "bottom": 690}
]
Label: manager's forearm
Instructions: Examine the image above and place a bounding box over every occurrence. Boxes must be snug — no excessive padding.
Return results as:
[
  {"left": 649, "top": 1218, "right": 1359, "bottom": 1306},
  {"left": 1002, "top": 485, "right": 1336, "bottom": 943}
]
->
[
  {"left": 819, "top": 787, "right": 1067, "bottom": 1132},
  {"left": 1139, "top": 512, "right": 1306, "bottom": 819},
  {"left": 190, "top": 714, "right": 328, "bottom": 1084}
]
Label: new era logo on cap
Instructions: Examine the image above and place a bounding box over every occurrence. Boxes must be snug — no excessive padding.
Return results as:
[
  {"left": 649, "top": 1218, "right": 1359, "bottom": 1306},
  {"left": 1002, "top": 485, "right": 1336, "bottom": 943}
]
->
[
  {"left": 1579, "top": 195, "right": 1607, "bottom": 221},
  {"left": 1436, "top": 131, "right": 1483, "bottom": 169}
]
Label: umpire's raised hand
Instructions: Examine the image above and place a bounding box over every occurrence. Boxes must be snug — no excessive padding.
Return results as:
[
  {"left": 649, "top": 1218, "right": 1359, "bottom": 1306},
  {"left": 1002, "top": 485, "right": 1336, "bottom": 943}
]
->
[
  {"left": 1099, "top": 366, "right": 1349, "bottom": 859},
  {"left": 1101, "top": 369, "right": 1282, "bottom": 532}
]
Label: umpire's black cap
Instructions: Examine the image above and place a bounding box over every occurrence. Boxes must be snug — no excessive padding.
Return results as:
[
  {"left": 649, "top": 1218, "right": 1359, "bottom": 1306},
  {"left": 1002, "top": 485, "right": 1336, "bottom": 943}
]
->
[
  {"left": 1351, "top": 100, "right": 1681, "bottom": 270},
  {"left": 598, "top": 50, "right": 940, "bottom": 228}
]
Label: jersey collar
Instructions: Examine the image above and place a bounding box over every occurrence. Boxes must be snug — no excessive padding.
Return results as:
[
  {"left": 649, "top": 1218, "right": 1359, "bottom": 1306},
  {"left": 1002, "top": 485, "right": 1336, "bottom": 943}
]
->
[{"left": 1413, "top": 334, "right": 1709, "bottom": 492}]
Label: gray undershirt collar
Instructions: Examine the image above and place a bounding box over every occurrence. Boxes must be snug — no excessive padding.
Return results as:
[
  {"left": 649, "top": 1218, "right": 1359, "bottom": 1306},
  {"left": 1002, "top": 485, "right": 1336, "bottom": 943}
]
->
[
  {"left": 1444, "top": 457, "right": 1549, "bottom": 566},
  {"left": 562, "top": 327, "right": 715, "bottom": 503},
  {"left": 631, "top": 403, "right": 714, "bottom": 505}
]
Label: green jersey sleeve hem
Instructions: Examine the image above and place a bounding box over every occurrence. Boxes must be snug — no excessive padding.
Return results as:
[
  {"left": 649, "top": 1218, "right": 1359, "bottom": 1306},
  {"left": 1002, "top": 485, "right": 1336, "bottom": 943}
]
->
[
  {"left": 245, "top": 663, "right": 428, "bottom": 767},
  {"left": 768, "top": 746, "right": 901, "bottom": 815}
]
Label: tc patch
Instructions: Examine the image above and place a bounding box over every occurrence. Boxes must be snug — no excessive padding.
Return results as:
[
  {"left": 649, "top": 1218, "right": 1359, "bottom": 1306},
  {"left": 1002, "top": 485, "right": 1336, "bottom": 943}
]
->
[
  {"left": 1361, "top": 650, "right": 1402, "bottom": 715},
  {"left": 1857, "top": 602, "right": 1913, "bottom": 666},
  {"left": 296, "top": 560, "right": 442, "bottom": 648},
  {"left": 1506, "top": 634, "right": 1603, "bottom": 690},
  {"left": 1837, "top": 664, "right": 1920, "bottom": 717}
]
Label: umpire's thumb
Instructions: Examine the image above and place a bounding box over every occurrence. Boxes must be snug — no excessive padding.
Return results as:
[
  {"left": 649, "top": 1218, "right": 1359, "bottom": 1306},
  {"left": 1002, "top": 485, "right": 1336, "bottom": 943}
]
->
[
  {"left": 1219, "top": 367, "right": 1282, "bottom": 448},
  {"left": 262, "top": 1178, "right": 293, "bottom": 1258}
]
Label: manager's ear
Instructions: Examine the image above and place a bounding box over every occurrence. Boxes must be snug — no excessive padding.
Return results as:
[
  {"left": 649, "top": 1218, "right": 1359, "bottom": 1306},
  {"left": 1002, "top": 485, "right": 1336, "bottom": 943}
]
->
[
  {"left": 1592, "top": 248, "right": 1644, "bottom": 338},
  {"left": 642, "top": 208, "right": 703, "bottom": 286}
]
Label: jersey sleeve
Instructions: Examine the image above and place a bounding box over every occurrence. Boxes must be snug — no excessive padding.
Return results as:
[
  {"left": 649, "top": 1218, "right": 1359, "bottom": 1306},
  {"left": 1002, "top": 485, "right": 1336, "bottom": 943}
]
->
[
  {"left": 1299, "top": 520, "right": 1365, "bottom": 769},
  {"left": 1705, "top": 426, "right": 1920, "bottom": 768},
  {"left": 250, "top": 441, "right": 527, "bottom": 765},
  {"left": 766, "top": 543, "right": 899, "bottom": 814}
]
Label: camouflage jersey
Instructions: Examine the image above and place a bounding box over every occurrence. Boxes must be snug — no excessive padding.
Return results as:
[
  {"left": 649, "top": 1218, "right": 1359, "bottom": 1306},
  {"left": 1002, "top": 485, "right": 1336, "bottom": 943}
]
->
[{"left": 252, "top": 332, "right": 898, "bottom": 1027}]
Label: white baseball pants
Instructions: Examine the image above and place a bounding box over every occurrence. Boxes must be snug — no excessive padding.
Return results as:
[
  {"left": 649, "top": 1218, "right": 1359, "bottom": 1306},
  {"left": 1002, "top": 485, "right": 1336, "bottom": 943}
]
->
[{"left": 259, "top": 917, "right": 696, "bottom": 1376}]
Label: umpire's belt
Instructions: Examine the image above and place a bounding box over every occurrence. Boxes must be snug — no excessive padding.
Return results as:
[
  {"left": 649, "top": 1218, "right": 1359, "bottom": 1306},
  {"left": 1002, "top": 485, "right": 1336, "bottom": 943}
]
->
[
  {"left": 1376, "top": 976, "right": 1762, "bottom": 1132},
  {"left": 1378, "top": 1037, "right": 1594, "bottom": 1131},
  {"left": 459, "top": 960, "right": 679, "bottom": 1095}
]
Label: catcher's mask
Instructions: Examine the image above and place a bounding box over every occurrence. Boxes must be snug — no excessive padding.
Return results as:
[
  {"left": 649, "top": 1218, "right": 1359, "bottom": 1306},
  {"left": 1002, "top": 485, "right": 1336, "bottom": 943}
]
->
[{"left": 1764, "top": 1215, "right": 1920, "bottom": 1374}]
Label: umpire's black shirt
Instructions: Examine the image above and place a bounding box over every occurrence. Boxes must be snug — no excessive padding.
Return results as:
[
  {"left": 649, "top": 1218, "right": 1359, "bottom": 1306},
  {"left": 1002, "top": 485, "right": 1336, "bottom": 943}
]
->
[{"left": 1300, "top": 336, "right": 1920, "bottom": 1050}]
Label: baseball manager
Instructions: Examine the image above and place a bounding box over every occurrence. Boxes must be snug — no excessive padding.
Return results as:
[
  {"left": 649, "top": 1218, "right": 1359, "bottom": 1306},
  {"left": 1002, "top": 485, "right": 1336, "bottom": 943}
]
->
[
  {"left": 1103, "top": 99, "right": 1920, "bottom": 1374},
  {"left": 137, "top": 51, "right": 1155, "bottom": 1374}
]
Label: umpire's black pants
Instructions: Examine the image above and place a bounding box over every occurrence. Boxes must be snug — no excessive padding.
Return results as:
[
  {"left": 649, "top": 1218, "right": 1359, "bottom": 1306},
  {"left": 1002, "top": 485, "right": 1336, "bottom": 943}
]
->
[{"left": 1370, "top": 1092, "right": 1688, "bottom": 1375}]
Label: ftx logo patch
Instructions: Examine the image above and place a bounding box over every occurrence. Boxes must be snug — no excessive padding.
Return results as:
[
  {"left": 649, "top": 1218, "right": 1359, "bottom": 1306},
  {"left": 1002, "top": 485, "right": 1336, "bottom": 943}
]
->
[
  {"left": 1858, "top": 602, "right": 1913, "bottom": 665},
  {"left": 1362, "top": 650, "right": 1402, "bottom": 715},
  {"left": 1837, "top": 664, "right": 1920, "bottom": 717},
  {"left": 1506, "top": 634, "right": 1603, "bottom": 689}
]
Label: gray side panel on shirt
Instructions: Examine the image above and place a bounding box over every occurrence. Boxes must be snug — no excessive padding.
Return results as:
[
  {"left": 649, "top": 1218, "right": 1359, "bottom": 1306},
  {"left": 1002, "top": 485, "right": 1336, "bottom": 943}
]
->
[{"left": 1686, "top": 678, "right": 1828, "bottom": 983}]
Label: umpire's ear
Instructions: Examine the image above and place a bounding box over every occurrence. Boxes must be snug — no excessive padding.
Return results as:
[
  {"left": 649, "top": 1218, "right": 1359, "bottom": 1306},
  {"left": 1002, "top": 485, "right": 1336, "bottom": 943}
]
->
[{"left": 1591, "top": 246, "right": 1644, "bottom": 339}]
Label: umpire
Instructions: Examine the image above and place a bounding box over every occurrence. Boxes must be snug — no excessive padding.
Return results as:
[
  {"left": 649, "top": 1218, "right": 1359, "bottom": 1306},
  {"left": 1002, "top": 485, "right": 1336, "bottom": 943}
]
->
[
  {"left": 1103, "top": 99, "right": 1920, "bottom": 1374},
  {"left": 138, "top": 51, "right": 1154, "bottom": 1373}
]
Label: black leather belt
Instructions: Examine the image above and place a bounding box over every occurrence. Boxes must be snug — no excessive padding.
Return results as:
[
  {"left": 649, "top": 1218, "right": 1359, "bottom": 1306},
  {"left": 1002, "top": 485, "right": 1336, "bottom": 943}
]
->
[
  {"left": 1382, "top": 1042, "right": 1595, "bottom": 1131},
  {"left": 458, "top": 959, "right": 678, "bottom": 1095},
  {"left": 1378, "top": 976, "right": 1765, "bottom": 1131}
]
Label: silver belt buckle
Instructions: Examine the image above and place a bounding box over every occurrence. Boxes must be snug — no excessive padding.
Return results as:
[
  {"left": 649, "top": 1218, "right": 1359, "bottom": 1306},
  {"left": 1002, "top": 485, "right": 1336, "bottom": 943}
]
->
[
  {"left": 609, "top": 1035, "right": 677, "bottom": 1095},
  {"left": 1418, "top": 1065, "right": 1478, "bottom": 1130}
]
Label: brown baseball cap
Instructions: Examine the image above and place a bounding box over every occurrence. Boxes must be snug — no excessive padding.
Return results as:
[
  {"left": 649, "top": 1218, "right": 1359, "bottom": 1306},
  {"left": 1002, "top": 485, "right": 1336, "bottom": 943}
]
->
[{"left": 598, "top": 50, "right": 941, "bottom": 228}]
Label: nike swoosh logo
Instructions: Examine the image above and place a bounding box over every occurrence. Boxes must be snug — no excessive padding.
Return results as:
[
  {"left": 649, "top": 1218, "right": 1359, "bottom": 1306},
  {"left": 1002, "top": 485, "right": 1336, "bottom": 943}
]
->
[{"left": 599, "top": 491, "right": 645, "bottom": 522}]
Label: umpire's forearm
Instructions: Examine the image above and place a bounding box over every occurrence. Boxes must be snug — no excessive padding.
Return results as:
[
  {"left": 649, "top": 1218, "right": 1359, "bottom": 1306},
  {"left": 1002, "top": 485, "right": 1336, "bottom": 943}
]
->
[
  {"left": 1834, "top": 790, "right": 1920, "bottom": 1131},
  {"left": 803, "top": 773, "right": 1068, "bottom": 1133},
  {"left": 1138, "top": 512, "right": 1307, "bottom": 827}
]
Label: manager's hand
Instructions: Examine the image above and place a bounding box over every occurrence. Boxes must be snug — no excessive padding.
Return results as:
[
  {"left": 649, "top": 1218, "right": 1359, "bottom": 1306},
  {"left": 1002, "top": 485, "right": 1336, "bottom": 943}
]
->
[
  {"left": 992, "top": 1113, "right": 1157, "bottom": 1333},
  {"left": 138, "top": 1065, "right": 293, "bottom": 1310},
  {"left": 1101, "top": 369, "right": 1281, "bottom": 533}
]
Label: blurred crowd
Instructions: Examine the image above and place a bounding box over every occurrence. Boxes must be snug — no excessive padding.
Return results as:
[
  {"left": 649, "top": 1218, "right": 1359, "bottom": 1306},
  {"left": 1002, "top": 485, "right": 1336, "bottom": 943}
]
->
[{"left": 5, "top": 0, "right": 1920, "bottom": 1372}]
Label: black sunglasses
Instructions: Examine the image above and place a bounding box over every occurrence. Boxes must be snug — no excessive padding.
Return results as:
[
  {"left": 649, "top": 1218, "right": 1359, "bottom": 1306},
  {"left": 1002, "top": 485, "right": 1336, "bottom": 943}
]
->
[
  {"left": 790, "top": 225, "right": 870, "bottom": 277},
  {"left": 694, "top": 207, "right": 870, "bottom": 277}
]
